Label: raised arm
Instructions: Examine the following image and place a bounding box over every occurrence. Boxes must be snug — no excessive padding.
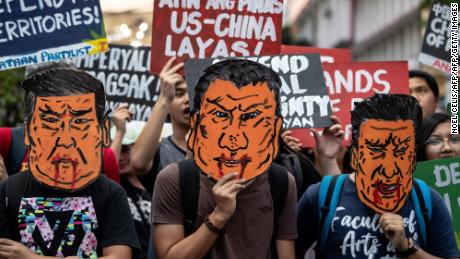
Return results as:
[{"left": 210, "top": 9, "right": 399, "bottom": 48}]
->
[
  {"left": 312, "top": 115, "right": 344, "bottom": 176},
  {"left": 110, "top": 104, "right": 133, "bottom": 160},
  {"left": 131, "top": 58, "right": 184, "bottom": 175}
]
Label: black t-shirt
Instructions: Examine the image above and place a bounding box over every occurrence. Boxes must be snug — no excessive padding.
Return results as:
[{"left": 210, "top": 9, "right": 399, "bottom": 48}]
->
[
  {"left": 121, "top": 178, "right": 151, "bottom": 259},
  {"left": 0, "top": 172, "right": 139, "bottom": 258}
]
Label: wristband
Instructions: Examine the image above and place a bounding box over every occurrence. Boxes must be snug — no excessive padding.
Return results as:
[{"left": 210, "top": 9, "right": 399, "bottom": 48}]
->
[
  {"left": 395, "top": 238, "right": 419, "bottom": 257},
  {"left": 204, "top": 215, "right": 225, "bottom": 234}
]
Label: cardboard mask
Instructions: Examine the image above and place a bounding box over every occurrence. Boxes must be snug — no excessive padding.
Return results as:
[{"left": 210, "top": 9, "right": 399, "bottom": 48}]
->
[
  {"left": 187, "top": 79, "right": 282, "bottom": 181},
  {"left": 353, "top": 119, "right": 416, "bottom": 214},
  {"left": 25, "top": 93, "right": 107, "bottom": 191}
]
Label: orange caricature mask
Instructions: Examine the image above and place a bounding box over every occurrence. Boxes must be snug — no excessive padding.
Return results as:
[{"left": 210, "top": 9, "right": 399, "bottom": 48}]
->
[
  {"left": 187, "top": 79, "right": 282, "bottom": 181},
  {"left": 353, "top": 119, "right": 416, "bottom": 214},
  {"left": 26, "top": 93, "right": 109, "bottom": 191}
]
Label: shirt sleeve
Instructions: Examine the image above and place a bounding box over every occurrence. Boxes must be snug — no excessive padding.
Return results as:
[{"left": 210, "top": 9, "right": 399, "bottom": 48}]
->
[
  {"left": 152, "top": 163, "right": 183, "bottom": 225},
  {"left": 99, "top": 182, "right": 140, "bottom": 250},
  {"left": 425, "top": 188, "right": 460, "bottom": 257},
  {"left": 296, "top": 182, "right": 320, "bottom": 257},
  {"left": 0, "top": 181, "right": 12, "bottom": 238},
  {"left": 274, "top": 173, "right": 297, "bottom": 240}
]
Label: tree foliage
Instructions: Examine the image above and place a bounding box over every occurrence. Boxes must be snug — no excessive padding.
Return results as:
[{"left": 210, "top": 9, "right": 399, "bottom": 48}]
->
[{"left": 0, "top": 68, "right": 25, "bottom": 127}]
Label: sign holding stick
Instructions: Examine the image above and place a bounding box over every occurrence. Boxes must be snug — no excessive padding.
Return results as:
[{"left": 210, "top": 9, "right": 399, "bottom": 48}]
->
[
  {"left": 74, "top": 45, "right": 160, "bottom": 121},
  {"left": 419, "top": 0, "right": 452, "bottom": 73},
  {"left": 0, "top": 0, "right": 108, "bottom": 71},
  {"left": 185, "top": 54, "right": 332, "bottom": 130},
  {"left": 150, "top": 0, "right": 284, "bottom": 75},
  {"left": 290, "top": 61, "right": 409, "bottom": 147}
]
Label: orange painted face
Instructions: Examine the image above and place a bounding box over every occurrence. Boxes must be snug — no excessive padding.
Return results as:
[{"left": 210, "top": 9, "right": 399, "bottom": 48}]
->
[
  {"left": 353, "top": 119, "right": 416, "bottom": 214},
  {"left": 26, "top": 93, "right": 108, "bottom": 191},
  {"left": 187, "top": 80, "right": 282, "bottom": 180}
]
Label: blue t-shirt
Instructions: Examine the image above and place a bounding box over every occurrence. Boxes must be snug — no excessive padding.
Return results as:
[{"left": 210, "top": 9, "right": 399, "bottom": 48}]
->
[{"left": 297, "top": 176, "right": 460, "bottom": 258}]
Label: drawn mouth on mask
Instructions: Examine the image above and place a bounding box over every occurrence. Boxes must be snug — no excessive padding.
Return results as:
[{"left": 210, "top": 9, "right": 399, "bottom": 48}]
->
[
  {"left": 50, "top": 155, "right": 79, "bottom": 187},
  {"left": 51, "top": 156, "right": 78, "bottom": 168},
  {"left": 214, "top": 154, "right": 252, "bottom": 178},
  {"left": 376, "top": 181, "right": 400, "bottom": 195}
]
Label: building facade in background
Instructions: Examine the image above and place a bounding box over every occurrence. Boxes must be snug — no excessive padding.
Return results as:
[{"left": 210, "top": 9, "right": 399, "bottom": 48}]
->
[{"left": 286, "top": 0, "right": 423, "bottom": 67}]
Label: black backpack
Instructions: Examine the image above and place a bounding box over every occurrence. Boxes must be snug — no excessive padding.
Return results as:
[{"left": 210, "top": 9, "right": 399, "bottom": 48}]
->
[{"left": 178, "top": 159, "right": 289, "bottom": 259}]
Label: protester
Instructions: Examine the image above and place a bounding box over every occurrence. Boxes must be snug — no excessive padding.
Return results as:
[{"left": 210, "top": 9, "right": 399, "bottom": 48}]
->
[
  {"left": 131, "top": 57, "right": 189, "bottom": 193},
  {"left": 152, "top": 59, "right": 297, "bottom": 259},
  {"left": 417, "top": 113, "right": 460, "bottom": 161},
  {"left": 0, "top": 62, "right": 120, "bottom": 183},
  {"left": 277, "top": 116, "right": 344, "bottom": 198},
  {"left": 409, "top": 69, "right": 439, "bottom": 120},
  {"left": 0, "top": 68, "right": 139, "bottom": 258},
  {"left": 297, "top": 94, "right": 460, "bottom": 258},
  {"left": 111, "top": 106, "right": 151, "bottom": 259}
]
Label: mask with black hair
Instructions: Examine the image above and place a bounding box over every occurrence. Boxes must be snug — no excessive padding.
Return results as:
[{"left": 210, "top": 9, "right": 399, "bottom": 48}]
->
[
  {"left": 20, "top": 68, "right": 110, "bottom": 191},
  {"left": 350, "top": 94, "right": 422, "bottom": 214}
]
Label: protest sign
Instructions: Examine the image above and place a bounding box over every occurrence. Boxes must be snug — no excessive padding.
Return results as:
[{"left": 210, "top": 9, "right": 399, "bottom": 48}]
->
[
  {"left": 290, "top": 61, "right": 409, "bottom": 147},
  {"left": 73, "top": 45, "right": 160, "bottom": 121},
  {"left": 150, "top": 0, "right": 284, "bottom": 75},
  {"left": 0, "top": 0, "right": 108, "bottom": 71},
  {"left": 185, "top": 54, "right": 332, "bottom": 129},
  {"left": 414, "top": 157, "right": 460, "bottom": 249},
  {"left": 419, "top": 0, "right": 452, "bottom": 73},
  {"left": 281, "top": 45, "right": 352, "bottom": 63}
]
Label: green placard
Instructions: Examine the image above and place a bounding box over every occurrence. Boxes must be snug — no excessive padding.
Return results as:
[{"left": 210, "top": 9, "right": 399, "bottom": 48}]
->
[{"left": 414, "top": 157, "right": 460, "bottom": 248}]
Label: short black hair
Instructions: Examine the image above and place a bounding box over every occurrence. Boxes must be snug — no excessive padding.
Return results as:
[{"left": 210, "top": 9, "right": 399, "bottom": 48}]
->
[
  {"left": 351, "top": 94, "right": 423, "bottom": 148},
  {"left": 20, "top": 68, "right": 106, "bottom": 125},
  {"left": 192, "top": 59, "right": 282, "bottom": 116},
  {"left": 409, "top": 70, "right": 439, "bottom": 98},
  {"left": 417, "top": 113, "right": 451, "bottom": 161}
]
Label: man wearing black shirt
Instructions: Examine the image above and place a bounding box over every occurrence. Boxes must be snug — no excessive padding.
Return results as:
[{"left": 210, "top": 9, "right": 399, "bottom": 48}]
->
[{"left": 0, "top": 68, "right": 138, "bottom": 259}]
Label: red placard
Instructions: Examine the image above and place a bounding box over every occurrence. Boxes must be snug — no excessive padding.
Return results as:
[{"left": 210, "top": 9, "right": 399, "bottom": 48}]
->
[
  {"left": 281, "top": 45, "right": 352, "bottom": 63},
  {"left": 290, "top": 61, "right": 409, "bottom": 147},
  {"left": 150, "top": 1, "right": 284, "bottom": 75}
]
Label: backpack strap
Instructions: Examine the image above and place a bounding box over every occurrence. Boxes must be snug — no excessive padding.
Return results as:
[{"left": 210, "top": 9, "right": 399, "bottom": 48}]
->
[
  {"left": 411, "top": 179, "right": 432, "bottom": 248},
  {"left": 268, "top": 162, "right": 289, "bottom": 259},
  {"left": 178, "top": 159, "right": 200, "bottom": 236},
  {"left": 7, "top": 127, "right": 26, "bottom": 175},
  {"left": 317, "top": 174, "right": 347, "bottom": 254},
  {"left": 279, "top": 154, "right": 303, "bottom": 198}
]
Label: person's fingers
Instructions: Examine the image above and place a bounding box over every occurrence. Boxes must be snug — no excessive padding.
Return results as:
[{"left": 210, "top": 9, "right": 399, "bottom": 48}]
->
[
  {"left": 0, "top": 250, "right": 11, "bottom": 258},
  {"left": 220, "top": 178, "right": 245, "bottom": 191},
  {"left": 166, "top": 62, "right": 184, "bottom": 75},
  {"left": 225, "top": 183, "right": 246, "bottom": 194},
  {"left": 328, "top": 124, "right": 342, "bottom": 133},
  {"left": 160, "top": 57, "right": 177, "bottom": 75},
  {"left": 284, "top": 135, "right": 300, "bottom": 142},
  {"left": 0, "top": 239, "right": 13, "bottom": 246},
  {"left": 163, "top": 74, "right": 184, "bottom": 87},
  {"left": 334, "top": 130, "right": 344, "bottom": 138},
  {"left": 281, "top": 130, "right": 292, "bottom": 138},
  {"left": 330, "top": 115, "right": 341, "bottom": 124},
  {"left": 310, "top": 129, "right": 320, "bottom": 142},
  {"left": 214, "top": 172, "right": 238, "bottom": 187},
  {"left": 291, "top": 145, "right": 301, "bottom": 152},
  {"left": 170, "top": 74, "right": 185, "bottom": 83}
]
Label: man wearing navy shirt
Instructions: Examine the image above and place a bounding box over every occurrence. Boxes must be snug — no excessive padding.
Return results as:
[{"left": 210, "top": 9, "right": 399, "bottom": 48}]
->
[{"left": 297, "top": 94, "right": 460, "bottom": 259}]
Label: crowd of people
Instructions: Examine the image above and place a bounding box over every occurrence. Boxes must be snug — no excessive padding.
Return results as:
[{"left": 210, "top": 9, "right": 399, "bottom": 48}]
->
[{"left": 0, "top": 58, "right": 459, "bottom": 259}]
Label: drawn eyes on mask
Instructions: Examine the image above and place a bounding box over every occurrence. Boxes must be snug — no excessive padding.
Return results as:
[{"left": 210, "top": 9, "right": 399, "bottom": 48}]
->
[
  {"left": 213, "top": 110, "right": 261, "bottom": 123},
  {"left": 366, "top": 145, "right": 408, "bottom": 158}
]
